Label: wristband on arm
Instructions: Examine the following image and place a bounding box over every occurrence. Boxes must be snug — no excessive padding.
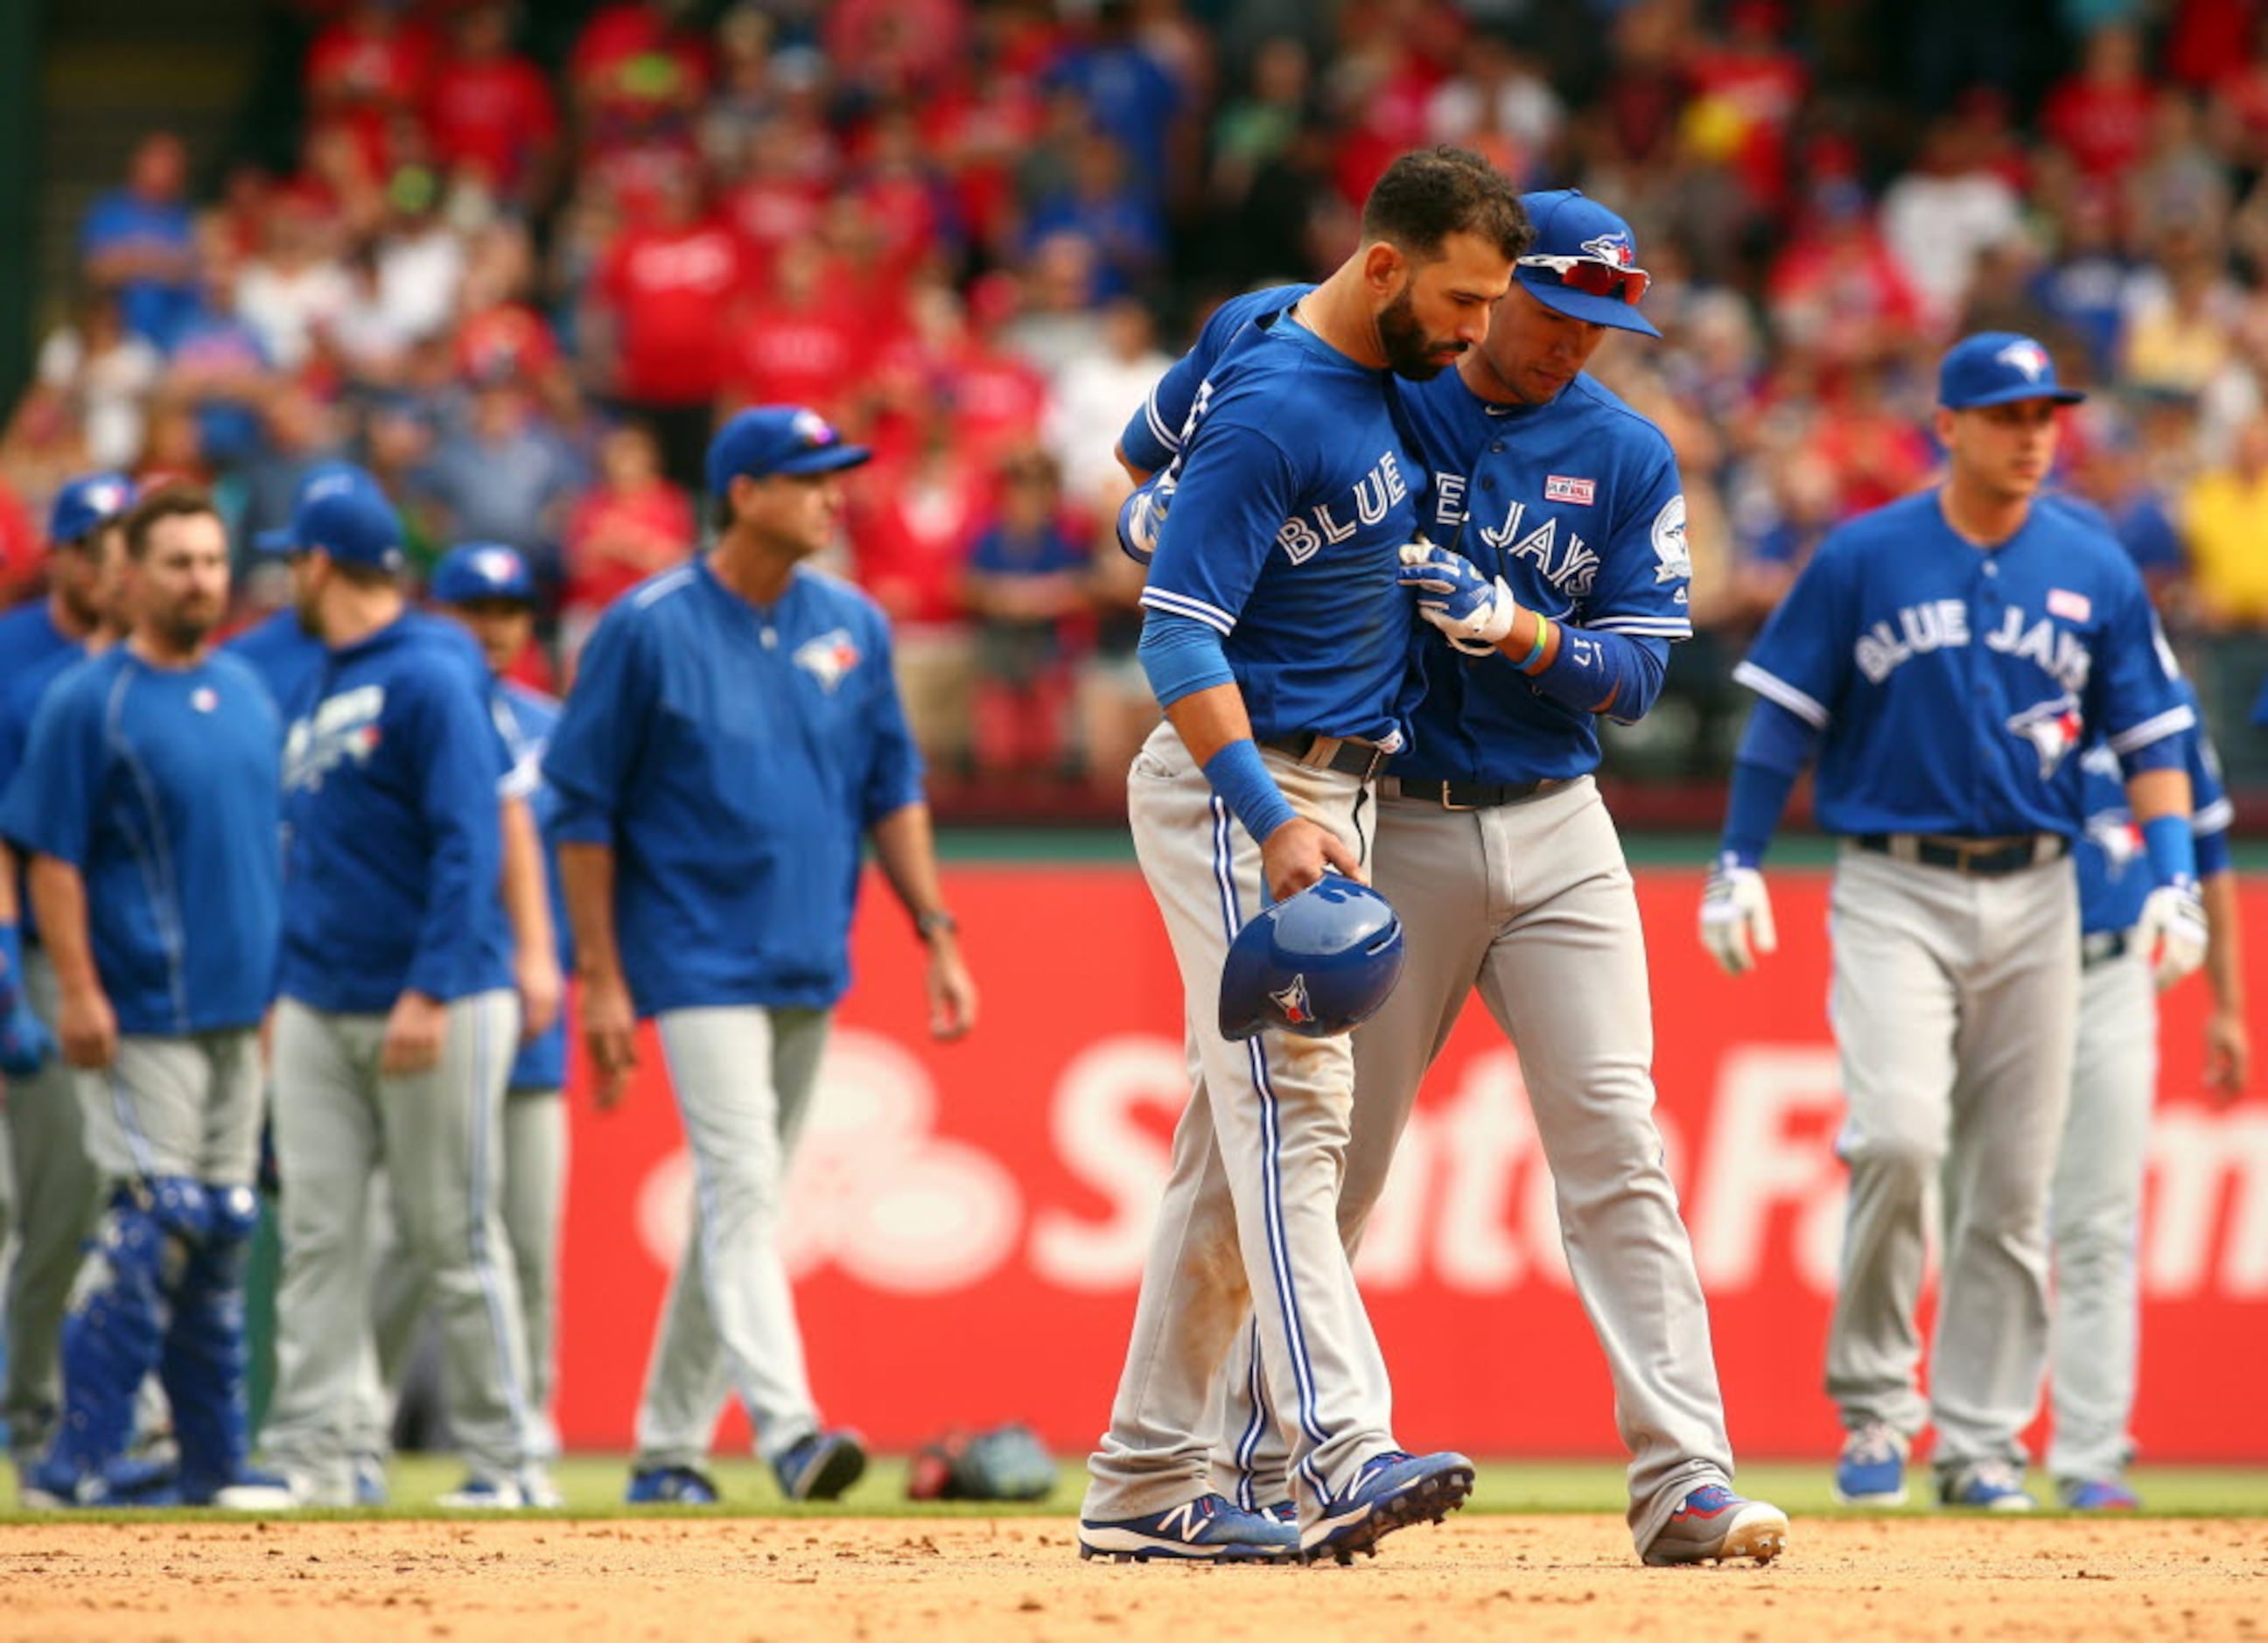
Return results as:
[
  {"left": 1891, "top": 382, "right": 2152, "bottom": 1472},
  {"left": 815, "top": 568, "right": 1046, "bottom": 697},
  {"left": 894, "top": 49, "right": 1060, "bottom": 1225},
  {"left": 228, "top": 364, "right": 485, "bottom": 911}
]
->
[{"left": 1202, "top": 739, "right": 1298, "bottom": 845}]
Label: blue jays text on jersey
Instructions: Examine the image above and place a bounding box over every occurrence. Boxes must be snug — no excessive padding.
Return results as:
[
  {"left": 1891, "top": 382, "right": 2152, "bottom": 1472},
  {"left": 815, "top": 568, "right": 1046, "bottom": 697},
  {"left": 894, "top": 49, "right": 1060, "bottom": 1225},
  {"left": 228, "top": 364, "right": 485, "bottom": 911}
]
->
[
  {"left": 1137, "top": 300, "right": 1429, "bottom": 751},
  {"left": 0, "top": 648, "right": 283, "bottom": 1035},
  {"left": 1733, "top": 492, "right": 2192, "bottom": 839},
  {"left": 1124, "top": 283, "right": 1692, "bottom": 783},
  {"left": 277, "top": 612, "right": 514, "bottom": 1015},
  {"left": 542, "top": 557, "right": 924, "bottom": 1017}
]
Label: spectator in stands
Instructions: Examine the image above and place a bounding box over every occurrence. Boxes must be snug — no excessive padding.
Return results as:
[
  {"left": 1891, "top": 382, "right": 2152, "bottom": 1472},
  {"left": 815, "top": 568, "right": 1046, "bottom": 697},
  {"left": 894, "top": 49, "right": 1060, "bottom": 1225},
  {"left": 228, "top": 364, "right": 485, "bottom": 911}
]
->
[
  {"left": 33, "top": 291, "right": 162, "bottom": 475},
  {"left": 409, "top": 372, "right": 580, "bottom": 582},
  {"left": 2043, "top": 22, "right": 2156, "bottom": 185},
  {"left": 560, "top": 421, "right": 693, "bottom": 668},
  {"left": 963, "top": 450, "right": 1087, "bottom": 780},
  {"left": 1882, "top": 114, "right": 2026, "bottom": 329},
  {"left": 719, "top": 240, "right": 864, "bottom": 426},
  {"left": 2180, "top": 411, "right": 2268, "bottom": 629},
  {"left": 1020, "top": 129, "right": 1167, "bottom": 299},
  {"left": 1042, "top": 295, "right": 1170, "bottom": 516},
  {"left": 235, "top": 187, "right": 354, "bottom": 374},
  {"left": 78, "top": 132, "right": 200, "bottom": 353},
  {"left": 425, "top": 1, "right": 561, "bottom": 213},
  {"left": 304, "top": 0, "right": 438, "bottom": 183}
]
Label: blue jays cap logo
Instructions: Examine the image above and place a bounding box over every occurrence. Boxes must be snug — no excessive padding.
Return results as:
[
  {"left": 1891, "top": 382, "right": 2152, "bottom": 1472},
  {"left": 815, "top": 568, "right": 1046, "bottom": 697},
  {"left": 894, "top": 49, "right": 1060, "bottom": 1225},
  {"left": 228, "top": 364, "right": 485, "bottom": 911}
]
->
[
  {"left": 792, "top": 408, "right": 840, "bottom": 450},
  {"left": 1995, "top": 339, "right": 2050, "bottom": 381},
  {"left": 1270, "top": 974, "right": 1313, "bottom": 1026},
  {"left": 1580, "top": 231, "right": 1636, "bottom": 268},
  {"left": 472, "top": 546, "right": 524, "bottom": 587}
]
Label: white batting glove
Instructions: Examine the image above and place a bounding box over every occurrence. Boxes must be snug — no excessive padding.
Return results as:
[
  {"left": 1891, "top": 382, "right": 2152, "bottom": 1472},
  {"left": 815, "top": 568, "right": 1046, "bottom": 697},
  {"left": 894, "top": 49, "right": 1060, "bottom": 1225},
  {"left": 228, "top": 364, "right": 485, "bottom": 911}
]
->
[
  {"left": 1699, "top": 852, "right": 1777, "bottom": 976},
  {"left": 2134, "top": 875, "right": 2208, "bottom": 992},
  {"left": 1396, "top": 541, "right": 1516, "bottom": 655}
]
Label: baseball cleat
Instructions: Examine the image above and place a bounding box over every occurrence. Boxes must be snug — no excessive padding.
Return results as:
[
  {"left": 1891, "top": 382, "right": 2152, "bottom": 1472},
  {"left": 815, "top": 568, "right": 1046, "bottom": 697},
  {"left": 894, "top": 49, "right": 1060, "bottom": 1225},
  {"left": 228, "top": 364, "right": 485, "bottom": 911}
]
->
[
  {"left": 438, "top": 1475, "right": 531, "bottom": 1509},
  {"left": 2059, "top": 1476, "right": 2140, "bottom": 1511},
  {"left": 1300, "top": 1450, "right": 1474, "bottom": 1565},
  {"left": 1266, "top": 1500, "right": 1298, "bottom": 1525},
  {"left": 1642, "top": 1485, "right": 1789, "bottom": 1566},
  {"left": 1831, "top": 1423, "right": 1910, "bottom": 1507},
  {"left": 1077, "top": 1493, "right": 1299, "bottom": 1563},
  {"left": 195, "top": 1467, "right": 301, "bottom": 1512},
  {"left": 20, "top": 1452, "right": 184, "bottom": 1509},
  {"left": 521, "top": 1466, "right": 566, "bottom": 1509},
  {"left": 1938, "top": 1460, "right": 2034, "bottom": 1511},
  {"left": 773, "top": 1430, "right": 867, "bottom": 1503},
  {"left": 353, "top": 1454, "right": 390, "bottom": 1507},
  {"left": 626, "top": 1465, "right": 722, "bottom": 1506}
]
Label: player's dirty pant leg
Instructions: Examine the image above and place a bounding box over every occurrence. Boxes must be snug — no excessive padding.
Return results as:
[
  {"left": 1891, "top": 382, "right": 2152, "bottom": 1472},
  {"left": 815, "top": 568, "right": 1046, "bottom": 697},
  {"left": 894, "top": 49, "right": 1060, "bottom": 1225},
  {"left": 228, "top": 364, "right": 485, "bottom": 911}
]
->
[
  {"left": 1823, "top": 853, "right": 1968, "bottom": 1441},
  {"left": 2046, "top": 948, "right": 2155, "bottom": 1484},
  {"left": 4, "top": 949, "right": 103, "bottom": 1467},
  {"left": 501, "top": 1090, "right": 568, "bottom": 1461},
  {"left": 260, "top": 1002, "right": 384, "bottom": 1500},
  {"left": 1086, "top": 727, "right": 1393, "bottom": 1521},
  {"left": 376, "top": 989, "right": 532, "bottom": 1486},
  {"left": 1932, "top": 863, "right": 2076, "bottom": 1468},
  {"left": 634, "top": 1007, "right": 830, "bottom": 1471}
]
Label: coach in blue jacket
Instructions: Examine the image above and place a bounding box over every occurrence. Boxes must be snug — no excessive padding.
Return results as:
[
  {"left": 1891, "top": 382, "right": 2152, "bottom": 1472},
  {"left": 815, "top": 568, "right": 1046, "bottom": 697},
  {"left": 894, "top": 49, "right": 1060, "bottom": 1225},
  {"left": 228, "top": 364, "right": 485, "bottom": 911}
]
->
[{"left": 546, "top": 404, "right": 977, "bottom": 1507}]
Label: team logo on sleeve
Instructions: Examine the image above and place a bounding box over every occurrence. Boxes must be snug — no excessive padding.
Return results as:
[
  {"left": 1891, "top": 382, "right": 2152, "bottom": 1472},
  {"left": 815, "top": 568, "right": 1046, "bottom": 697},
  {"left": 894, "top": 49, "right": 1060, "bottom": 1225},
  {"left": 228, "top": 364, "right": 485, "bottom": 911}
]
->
[
  {"left": 794, "top": 628, "right": 862, "bottom": 692},
  {"left": 2006, "top": 691, "right": 2083, "bottom": 780},
  {"left": 1650, "top": 494, "right": 1691, "bottom": 584},
  {"left": 1270, "top": 974, "right": 1313, "bottom": 1026}
]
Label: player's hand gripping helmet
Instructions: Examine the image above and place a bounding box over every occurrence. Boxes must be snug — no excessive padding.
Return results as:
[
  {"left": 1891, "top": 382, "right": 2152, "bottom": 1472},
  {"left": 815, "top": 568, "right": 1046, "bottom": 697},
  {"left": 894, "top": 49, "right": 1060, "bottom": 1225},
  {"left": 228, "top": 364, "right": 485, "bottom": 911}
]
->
[{"left": 1219, "top": 877, "right": 1407, "bottom": 1041}]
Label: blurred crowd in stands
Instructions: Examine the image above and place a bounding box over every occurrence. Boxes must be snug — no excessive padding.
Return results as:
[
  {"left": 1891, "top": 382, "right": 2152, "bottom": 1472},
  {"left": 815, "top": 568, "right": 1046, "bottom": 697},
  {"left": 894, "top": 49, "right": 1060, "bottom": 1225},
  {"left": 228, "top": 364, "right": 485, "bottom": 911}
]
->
[{"left": 7, "top": 0, "right": 2268, "bottom": 800}]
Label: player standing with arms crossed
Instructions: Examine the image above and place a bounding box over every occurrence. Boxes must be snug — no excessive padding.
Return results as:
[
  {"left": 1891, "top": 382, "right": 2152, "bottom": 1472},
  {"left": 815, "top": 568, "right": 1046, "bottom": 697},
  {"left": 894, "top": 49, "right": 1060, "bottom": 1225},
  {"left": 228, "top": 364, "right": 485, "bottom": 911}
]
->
[
  {"left": 544, "top": 405, "right": 976, "bottom": 1507},
  {"left": 1118, "top": 190, "right": 1785, "bottom": 1567},
  {"left": 1076, "top": 148, "right": 1526, "bottom": 1567},
  {"left": 256, "top": 470, "right": 543, "bottom": 1507},
  {"left": 2032, "top": 681, "right": 2245, "bottom": 1510},
  {"left": 1699, "top": 333, "right": 2199, "bottom": 1509},
  {"left": 4, "top": 486, "right": 293, "bottom": 1508},
  {"left": 0, "top": 473, "right": 134, "bottom": 1497}
]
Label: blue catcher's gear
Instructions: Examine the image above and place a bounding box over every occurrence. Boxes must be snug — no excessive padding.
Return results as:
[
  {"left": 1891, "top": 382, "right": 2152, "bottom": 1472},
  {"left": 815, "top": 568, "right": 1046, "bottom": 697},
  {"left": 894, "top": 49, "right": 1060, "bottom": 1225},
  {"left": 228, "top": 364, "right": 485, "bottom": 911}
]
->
[
  {"left": 164, "top": 1184, "right": 262, "bottom": 1505},
  {"left": 48, "top": 471, "right": 134, "bottom": 545},
  {"left": 1219, "top": 877, "right": 1406, "bottom": 1041}
]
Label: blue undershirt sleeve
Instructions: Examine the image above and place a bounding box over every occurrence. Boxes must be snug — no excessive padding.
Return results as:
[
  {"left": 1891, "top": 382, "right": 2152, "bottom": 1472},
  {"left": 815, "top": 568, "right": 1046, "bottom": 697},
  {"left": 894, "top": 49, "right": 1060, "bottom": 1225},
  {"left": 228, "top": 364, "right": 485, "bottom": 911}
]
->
[
  {"left": 1136, "top": 610, "right": 1236, "bottom": 708},
  {"left": 1525, "top": 627, "right": 1670, "bottom": 723},
  {"left": 1718, "top": 697, "right": 1821, "bottom": 867}
]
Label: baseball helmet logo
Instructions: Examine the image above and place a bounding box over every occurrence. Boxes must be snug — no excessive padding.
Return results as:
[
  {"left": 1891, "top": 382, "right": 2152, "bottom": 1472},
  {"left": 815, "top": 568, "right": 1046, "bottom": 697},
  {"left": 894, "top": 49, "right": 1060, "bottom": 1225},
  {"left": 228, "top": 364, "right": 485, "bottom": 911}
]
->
[
  {"left": 1269, "top": 975, "right": 1314, "bottom": 1027},
  {"left": 1220, "top": 877, "right": 1406, "bottom": 1041}
]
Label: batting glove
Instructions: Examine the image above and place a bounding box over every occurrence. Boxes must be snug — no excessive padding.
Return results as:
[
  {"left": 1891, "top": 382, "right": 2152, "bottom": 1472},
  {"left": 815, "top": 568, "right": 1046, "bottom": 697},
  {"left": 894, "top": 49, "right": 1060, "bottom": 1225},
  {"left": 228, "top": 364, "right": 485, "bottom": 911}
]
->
[
  {"left": 1699, "top": 853, "right": 1777, "bottom": 976},
  {"left": 2134, "top": 874, "right": 2208, "bottom": 992},
  {"left": 1396, "top": 542, "right": 1516, "bottom": 655},
  {"left": 1116, "top": 474, "right": 1171, "bottom": 567},
  {"left": 0, "top": 997, "right": 54, "bottom": 1078}
]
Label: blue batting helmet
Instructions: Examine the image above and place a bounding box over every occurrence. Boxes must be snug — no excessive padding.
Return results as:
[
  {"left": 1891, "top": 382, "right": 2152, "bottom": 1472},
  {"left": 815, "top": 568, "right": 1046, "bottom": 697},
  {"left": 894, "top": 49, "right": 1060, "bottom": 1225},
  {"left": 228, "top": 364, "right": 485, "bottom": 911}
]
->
[{"left": 1219, "top": 877, "right": 1407, "bottom": 1041}]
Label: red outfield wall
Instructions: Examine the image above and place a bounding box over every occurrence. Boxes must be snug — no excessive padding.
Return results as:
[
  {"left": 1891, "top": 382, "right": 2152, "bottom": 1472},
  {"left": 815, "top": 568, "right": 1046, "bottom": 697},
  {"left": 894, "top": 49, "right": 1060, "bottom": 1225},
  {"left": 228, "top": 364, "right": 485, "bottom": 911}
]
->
[{"left": 555, "top": 867, "right": 2268, "bottom": 1462}]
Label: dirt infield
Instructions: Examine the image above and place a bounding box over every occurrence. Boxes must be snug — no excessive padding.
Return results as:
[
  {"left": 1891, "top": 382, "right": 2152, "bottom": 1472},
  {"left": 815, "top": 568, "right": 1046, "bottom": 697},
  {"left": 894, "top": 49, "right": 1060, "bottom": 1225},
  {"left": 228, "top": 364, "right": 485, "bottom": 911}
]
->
[{"left": 3, "top": 1514, "right": 2263, "bottom": 1642}]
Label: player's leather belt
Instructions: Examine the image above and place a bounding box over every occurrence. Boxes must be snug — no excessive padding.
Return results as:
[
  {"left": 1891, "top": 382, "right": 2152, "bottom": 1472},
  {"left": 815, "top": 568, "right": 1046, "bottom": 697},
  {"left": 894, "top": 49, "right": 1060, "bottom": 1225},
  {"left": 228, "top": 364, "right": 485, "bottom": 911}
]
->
[
  {"left": 1259, "top": 732, "right": 1390, "bottom": 781},
  {"left": 1382, "top": 776, "right": 1564, "bottom": 810},
  {"left": 1855, "top": 833, "right": 2070, "bottom": 877},
  {"left": 2082, "top": 929, "right": 2131, "bottom": 968}
]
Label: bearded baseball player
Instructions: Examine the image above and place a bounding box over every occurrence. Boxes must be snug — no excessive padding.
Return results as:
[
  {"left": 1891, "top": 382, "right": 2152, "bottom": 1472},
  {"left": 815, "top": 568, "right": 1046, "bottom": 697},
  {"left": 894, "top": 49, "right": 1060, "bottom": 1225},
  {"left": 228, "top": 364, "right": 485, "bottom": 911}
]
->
[
  {"left": 1078, "top": 148, "right": 1525, "bottom": 1567},
  {"left": 1118, "top": 190, "right": 1786, "bottom": 1566},
  {"left": 4, "top": 485, "right": 293, "bottom": 1509},
  {"left": 2034, "top": 677, "right": 2244, "bottom": 1509},
  {"left": 0, "top": 472, "right": 135, "bottom": 1498},
  {"left": 1700, "top": 332, "right": 2198, "bottom": 1510}
]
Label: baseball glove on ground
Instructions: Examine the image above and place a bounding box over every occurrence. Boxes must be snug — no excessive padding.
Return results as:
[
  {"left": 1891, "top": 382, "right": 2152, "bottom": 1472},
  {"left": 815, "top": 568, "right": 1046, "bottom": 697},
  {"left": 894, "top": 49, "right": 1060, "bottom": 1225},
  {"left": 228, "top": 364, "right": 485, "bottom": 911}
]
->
[{"left": 905, "top": 1423, "right": 1057, "bottom": 1502}]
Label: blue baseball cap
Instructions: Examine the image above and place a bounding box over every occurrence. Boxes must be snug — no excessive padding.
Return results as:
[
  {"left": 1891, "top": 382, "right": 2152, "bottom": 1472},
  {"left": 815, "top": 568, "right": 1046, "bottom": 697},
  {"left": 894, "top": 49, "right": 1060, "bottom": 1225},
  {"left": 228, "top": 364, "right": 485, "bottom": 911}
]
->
[
  {"left": 267, "top": 465, "right": 406, "bottom": 573},
  {"left": 1938, "top": 332, "right": 2086, "bottom": 410},
  {"left": 705, "top": 405, "right": 871, "bottom": 497},
  {"left": 430, "top": 542, "right": 536, "bottom": 605},
  {"left": 1516, "top": 190, "right": 1661, "bottom": 339},
  {"left": 49, "top": 472, "right": 134, "bottom": 545}
]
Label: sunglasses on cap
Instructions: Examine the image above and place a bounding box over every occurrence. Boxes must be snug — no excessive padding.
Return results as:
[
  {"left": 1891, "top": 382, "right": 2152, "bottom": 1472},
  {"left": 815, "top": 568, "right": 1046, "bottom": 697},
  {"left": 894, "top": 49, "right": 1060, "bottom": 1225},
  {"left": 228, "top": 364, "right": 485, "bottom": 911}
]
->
[{"left": 1517, "top": 253, "right": 1652, "bottom": 306}]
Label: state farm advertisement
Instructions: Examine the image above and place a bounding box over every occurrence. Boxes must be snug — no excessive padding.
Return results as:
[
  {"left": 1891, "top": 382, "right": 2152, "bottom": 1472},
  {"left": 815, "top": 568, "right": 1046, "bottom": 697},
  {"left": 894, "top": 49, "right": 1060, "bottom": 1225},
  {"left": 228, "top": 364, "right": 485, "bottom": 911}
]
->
[{"left": 555, "top": 867, "right": 2268, "bottom": 1462}]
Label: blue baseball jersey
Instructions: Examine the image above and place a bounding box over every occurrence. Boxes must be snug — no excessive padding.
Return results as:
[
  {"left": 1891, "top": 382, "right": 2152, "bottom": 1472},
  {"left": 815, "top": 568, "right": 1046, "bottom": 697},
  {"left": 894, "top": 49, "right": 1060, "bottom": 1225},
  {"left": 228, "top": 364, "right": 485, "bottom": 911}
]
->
[
  {"left": 0, "top": 648, "right": 281, "bottom": 1034},
  {"left": 0, "top": 604, "right": 94, "bottom": 945},
  {"left": 278, "top": 612, "right": 514, "bottom": 1013},
  {"left": 544, "top": 558, "right": 925, "bottom": 1017},
  {"left": 1138, "top": 299, "right": 1426, "bottom": 748},
  {"left": 1734, "top": 492, "right": 2192, "bottom": 837},
  {"left": 224, "top": 608, "right": 329, "bottom": 724},
  {"left": 1124, "top": 283, "right": 1690, "bottom": 781},
  {"left": 495, "top": 677, "right": 569, "bottom": 1092},
  {"left": 2071, "top": 679, "right": 2232, "bottom": 936}
]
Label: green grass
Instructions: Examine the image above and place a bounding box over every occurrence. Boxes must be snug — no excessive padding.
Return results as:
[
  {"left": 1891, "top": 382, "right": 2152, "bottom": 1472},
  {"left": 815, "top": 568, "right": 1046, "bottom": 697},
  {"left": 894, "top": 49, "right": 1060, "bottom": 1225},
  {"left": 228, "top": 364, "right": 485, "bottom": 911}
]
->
[{"left": 8, "top": 1455, "right": 2268, "bottom": 1525}]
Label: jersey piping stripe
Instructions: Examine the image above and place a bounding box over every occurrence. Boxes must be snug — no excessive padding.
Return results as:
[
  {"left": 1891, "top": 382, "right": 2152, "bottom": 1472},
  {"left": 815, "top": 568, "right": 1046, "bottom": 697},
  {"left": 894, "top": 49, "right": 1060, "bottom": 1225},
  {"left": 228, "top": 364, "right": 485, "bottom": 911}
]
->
[
  {"left": 1208, "top": 794, "right": 1329, "bottom": 1500},
  {"left": 1140, "top": 586, "right": 1236, "bottom": 636},
  {"left": 105, "top": 668, "right": 193, "bottom": 1036},
  {"left": 107, "top": 1066, "right": 160, "bottom": 1181},
  {"left": 1143, "top": 389, "right": 1180, "bottom": 456},
  {"left": 2197, "top": 798, "right": 2236, "bottom": 835},
  {"left": 2106, "top": 704, "right": 2196, "bottom": 755},
  {"left": 1731, "top": 660, "right": 1829, "bottom": 729},
  {"left": 466, "top": 994, "right": 539, "bottom": 1461},
  {"left": 1590, "top": 617, "right": 1693, "bottom": 637},
  {"left": 1229, "top": 1317, "right": 1271, "bottom": 1511},
  {"left": 630, "top": 564, "right": 698, "bottom": 610}
]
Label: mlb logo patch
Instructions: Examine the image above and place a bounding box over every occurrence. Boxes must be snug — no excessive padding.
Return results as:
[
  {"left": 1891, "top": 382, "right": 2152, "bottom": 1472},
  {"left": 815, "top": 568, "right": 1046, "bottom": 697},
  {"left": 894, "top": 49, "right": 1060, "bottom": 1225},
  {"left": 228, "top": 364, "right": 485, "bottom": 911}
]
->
[
  {"left": 1544, "top": 475, "right": 1596, "bottom": 506},
  {"left": 2047, "top": 589, "right": 2091, "bottom": 622}
]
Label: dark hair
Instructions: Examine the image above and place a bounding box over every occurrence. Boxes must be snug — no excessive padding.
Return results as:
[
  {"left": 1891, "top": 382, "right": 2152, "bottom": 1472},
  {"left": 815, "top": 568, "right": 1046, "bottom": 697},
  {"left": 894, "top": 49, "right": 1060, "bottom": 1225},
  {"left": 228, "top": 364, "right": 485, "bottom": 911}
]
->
[
  {"left": 121, "top": 481, "right": 219, "bottom": 560},
  {"left": 1359, "top": 146, "right": 1531, "bottom": 264}
]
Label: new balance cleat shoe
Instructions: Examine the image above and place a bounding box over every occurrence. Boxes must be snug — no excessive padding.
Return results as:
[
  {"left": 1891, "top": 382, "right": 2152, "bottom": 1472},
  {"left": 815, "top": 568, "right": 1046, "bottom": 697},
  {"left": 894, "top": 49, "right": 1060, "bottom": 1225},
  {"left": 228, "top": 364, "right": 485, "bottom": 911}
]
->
[
  {"left": 1300, "top": 1450, "right": 1474, "bottom": 1564},
  {"left": 1642, "top": 1485, "right": 1789, "bottom": 1567},
  {"left": 1832, "top": 1423, "right": 1910, "bottom": 1507},
  {"left": 1939, "top": 1460, "right": 2034, "bottom": 1511},
  {"left": 2059, "top": 1476, "right": 2140, "bottom": 1511},
  {"left": 1078, "top": 1493, "right": 1299, "bottom": 1563},
  {"left": 521, "top": 1466, "right": 566, "bottom": 1509},
  {"left": 626, "top": 1465, "right": 722, "bottom": 1506},
  {"left": 773, "top": 1430, "right": 866, "bottom": 1503},
  {"left": 1267, "top": 1500, "right": 1297, "bottom": 1526},
  {"left": 438, "top": 1475, "right": 529, "bottom": 1509},
  {"left": 353, "top": 1454, "right": 390, "bottom": 1507},
  {"left": 196, "top": 1467, "right": 300, "bottom": 1512}
]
